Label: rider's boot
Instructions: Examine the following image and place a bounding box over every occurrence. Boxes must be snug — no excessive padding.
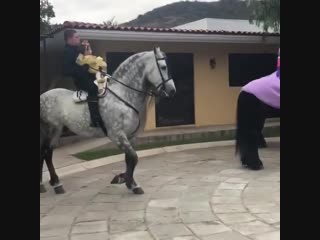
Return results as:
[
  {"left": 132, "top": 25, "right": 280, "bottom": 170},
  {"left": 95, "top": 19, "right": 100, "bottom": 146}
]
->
[
  {"left": 87, "top": 96, "right": 100, "bottom": 128},
  {"left": 87, "top": 96, "right": 108, "bottom": 136}
]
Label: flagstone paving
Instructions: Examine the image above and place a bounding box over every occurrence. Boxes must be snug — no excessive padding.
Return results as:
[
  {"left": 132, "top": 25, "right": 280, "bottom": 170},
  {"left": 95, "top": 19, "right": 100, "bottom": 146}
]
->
[{"left": 41, "top": 143, "right": 280, "bottom": 240}]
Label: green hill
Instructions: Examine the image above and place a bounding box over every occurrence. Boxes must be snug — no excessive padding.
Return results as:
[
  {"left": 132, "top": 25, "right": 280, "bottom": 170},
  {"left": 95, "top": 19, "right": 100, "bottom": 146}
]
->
[{"left": 122, "top": 0, "right": 252, "bottom": 28}]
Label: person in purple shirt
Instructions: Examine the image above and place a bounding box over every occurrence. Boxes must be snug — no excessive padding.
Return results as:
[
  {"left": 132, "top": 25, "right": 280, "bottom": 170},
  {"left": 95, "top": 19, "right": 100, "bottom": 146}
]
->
[
  {"left": 242, "top": 71, "right": 280, "bottom": 109},
  {"left": 235, "top": 51, "right": 280, "bottom": 170}
]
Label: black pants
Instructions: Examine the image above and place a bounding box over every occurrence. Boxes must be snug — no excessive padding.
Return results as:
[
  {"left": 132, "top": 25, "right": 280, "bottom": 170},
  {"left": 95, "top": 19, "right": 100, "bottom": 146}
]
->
[
  {"left": 74, "top": 78, "right": 107, "bottom": 135},
  {"left": 75, "top": 79, "right": 100, "bottom": 127},
  {"left": 76, "top": 79, "right": 98, "bottom": 98}
]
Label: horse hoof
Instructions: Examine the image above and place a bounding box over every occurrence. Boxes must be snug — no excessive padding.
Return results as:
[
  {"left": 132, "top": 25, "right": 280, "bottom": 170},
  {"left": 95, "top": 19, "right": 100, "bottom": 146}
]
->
[
  {"left": 40, "top": 184, "right": 47, "bottom": 193},
  {"left": 247, "top": 163, "right": 264, "bottom": 171},
  {"left": 132, "top": 187, "right": 144, "bottom": 195},
  {"left": 54, "top": 185, "right": 66, "bottom": 194},
  {"left": 242, "top": 163, "right": 248, "bottom": 169},
  {"left": 111, "top": 174, "right": 126, "bottom": 184},
  {"left": 240, "top": 158, "right": 248, "bottom": 168},
  {"left": 258, "top": 143, "right": 268, "bottom": 149}
]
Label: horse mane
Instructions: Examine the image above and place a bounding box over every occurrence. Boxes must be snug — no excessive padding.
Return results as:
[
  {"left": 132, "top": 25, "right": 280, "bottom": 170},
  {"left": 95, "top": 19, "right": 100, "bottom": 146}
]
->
[
  {"left": 107, "top": 51, "right": 155, "bottom": 132},
  {"left": 111, "top": 52, "right": 148, "bottom": 82}
]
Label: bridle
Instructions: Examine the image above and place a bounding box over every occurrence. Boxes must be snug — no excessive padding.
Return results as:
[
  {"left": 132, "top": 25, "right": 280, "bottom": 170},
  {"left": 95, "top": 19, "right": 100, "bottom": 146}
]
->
[
  {"left": 92, "top": 49, "right": 172, "bottom": 97},
  {"left": 153, "top": 49, "right": 173, "bottom": 97}
]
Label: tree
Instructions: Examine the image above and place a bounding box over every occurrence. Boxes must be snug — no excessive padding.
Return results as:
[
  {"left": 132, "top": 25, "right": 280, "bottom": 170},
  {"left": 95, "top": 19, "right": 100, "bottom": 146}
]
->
[
  {"left": 103, "top": 17, "right": 118, "bottom": 27},
  {"left": 247, "top": 0, "right": 280, "bottom": 32},
  {"left": 40, "top": 0, "right": 55, "bottom": 34}
]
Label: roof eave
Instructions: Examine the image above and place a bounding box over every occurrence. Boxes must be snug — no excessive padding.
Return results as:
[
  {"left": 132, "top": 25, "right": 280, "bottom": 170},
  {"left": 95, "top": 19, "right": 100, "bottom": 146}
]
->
[
  {"left": 76, "top": 29, "right": 279, "bottom": 44},
  {"left": 40, "top": 34, "right": 54, "bottom": 41}
]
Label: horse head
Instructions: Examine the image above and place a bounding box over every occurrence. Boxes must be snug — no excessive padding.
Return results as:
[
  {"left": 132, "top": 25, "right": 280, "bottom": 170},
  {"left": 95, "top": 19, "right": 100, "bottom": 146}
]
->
[{"left": 147, "top": 47, "right": 176, "bottom": 99}]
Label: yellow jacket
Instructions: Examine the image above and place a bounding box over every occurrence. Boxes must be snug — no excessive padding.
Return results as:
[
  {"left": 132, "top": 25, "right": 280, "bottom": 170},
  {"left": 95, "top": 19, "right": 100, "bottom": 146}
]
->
[{"left": 76, "top": 54, "right": 107, "bottom": 74}]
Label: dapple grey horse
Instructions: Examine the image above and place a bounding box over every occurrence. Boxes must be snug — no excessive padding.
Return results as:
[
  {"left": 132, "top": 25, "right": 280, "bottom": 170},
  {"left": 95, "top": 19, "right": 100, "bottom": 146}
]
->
[{"left": 40, "top": 47, "right": 176, "bottom": 195}]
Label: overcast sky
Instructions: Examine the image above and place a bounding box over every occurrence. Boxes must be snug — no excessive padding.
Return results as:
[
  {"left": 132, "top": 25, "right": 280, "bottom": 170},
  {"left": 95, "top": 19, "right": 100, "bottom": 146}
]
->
[{"left": 50, "top": 0, "right": 218, "bottom": 24}]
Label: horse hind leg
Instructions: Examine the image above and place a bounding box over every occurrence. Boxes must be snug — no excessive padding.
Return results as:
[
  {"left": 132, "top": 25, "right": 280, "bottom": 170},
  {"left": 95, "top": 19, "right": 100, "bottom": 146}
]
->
[
  {"left": 44, "top": 146, "right": 65, "bottom": 194},
  {"left": 40, "top": 121, "right": 49, "bottom": 193},
  {"left": 40, "top": 119, "right": 65, "bottom": 193},
  {"left": 40, "top": 145, "right": 47, "bottom": 193},
  {"left": 41, "top": 123, "right": 65, "bottom": 194}
]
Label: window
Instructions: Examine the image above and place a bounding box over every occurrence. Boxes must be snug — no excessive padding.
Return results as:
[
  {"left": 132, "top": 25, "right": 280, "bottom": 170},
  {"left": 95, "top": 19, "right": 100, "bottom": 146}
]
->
[{"left": 228, "top": 53, "right": 277, "bottom": 87}]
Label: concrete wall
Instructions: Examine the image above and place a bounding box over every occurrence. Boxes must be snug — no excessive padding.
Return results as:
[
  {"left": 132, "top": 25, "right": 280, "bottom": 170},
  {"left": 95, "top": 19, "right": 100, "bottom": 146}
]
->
[{"left": 91, "top": 40, "right": 278, "bottom": 129}]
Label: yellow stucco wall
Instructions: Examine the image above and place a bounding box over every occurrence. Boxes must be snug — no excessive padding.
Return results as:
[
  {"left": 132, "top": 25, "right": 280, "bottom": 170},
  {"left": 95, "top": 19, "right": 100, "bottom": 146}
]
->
[{"left": 91, "top": 40, "right": 278, "bottom": 130}]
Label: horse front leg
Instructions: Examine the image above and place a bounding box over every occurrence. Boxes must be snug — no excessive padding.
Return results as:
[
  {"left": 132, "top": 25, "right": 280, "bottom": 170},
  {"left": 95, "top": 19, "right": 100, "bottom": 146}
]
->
[
  {"left": 124, "top": 153, "right": 144, "bottom": 194},
  {"left": 110, "top": 135, "right": 144, "bottom": 194}
]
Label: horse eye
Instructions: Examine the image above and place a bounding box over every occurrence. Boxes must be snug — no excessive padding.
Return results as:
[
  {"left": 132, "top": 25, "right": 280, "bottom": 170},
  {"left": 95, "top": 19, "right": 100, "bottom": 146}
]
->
[{"left": 161, "top": 66, "right": 167, "bottom": 70}]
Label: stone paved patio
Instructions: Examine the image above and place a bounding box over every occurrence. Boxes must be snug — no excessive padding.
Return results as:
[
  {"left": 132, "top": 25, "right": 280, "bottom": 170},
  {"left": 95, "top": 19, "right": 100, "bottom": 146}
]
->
[{"left": 40, "top": 143, "right": 280, "bottom": 240}]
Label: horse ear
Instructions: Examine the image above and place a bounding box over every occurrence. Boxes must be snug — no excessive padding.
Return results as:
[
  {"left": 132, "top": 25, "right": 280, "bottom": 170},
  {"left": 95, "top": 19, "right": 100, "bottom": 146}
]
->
[{"left": 154, "top": 47, "right": 161, "bottom": 56}]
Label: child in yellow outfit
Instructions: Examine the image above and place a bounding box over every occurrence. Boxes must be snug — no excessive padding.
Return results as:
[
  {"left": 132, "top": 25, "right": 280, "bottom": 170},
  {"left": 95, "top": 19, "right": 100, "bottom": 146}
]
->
[
  {"left": 75, "top": 42, "right": 108, "bottom": 96},
  {"left": 76, "top": 54, "right": 107, "bottom": 74}
]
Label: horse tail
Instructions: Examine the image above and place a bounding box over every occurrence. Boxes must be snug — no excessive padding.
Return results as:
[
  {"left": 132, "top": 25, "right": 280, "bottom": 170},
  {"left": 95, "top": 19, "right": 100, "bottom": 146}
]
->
[
  {"left": 40, "top": 95, "right": 55, "bottom": 148},
  {"left": 40, "top": 90, "right": 65, "bottom": 149},
  {"left": 40, "top": 99, "right": 53, "bottom": 149},
  {"left": 40, "top": 116, "right": 49, "bottom": 149}
]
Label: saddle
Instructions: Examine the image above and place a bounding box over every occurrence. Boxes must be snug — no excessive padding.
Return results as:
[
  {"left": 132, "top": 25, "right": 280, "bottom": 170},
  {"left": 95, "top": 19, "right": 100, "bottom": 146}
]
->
[{"left": 73, "top": 72, "right": 108, "bottom": 103}]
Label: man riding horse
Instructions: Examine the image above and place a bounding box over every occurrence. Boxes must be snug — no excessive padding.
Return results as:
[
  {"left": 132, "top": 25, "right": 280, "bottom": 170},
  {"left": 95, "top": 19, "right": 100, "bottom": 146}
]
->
[
  {"left": 41, "top": 45, "right": 176, "bottom": 194},
  {"left": 63, "top": 29, "right": 107, "bottom": 133}
]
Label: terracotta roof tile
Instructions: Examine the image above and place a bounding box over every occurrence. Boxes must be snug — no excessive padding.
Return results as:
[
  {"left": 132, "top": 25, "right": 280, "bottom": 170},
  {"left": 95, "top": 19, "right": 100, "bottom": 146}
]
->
[{"left": 47, "top": 21, "right": 280, "bottom": 37}]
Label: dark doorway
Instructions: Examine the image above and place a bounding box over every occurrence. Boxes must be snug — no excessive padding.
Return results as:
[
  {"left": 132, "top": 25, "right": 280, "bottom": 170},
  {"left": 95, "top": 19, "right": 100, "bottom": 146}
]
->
[
  {"left": 106, "top": 52, "right": 195, "bottom": 128},
  {"left": 107, "top": 52, "right": 135, "bottom": 74},
  {"left": 156, "top": 53, "right": 195, "bottom": 127}
]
